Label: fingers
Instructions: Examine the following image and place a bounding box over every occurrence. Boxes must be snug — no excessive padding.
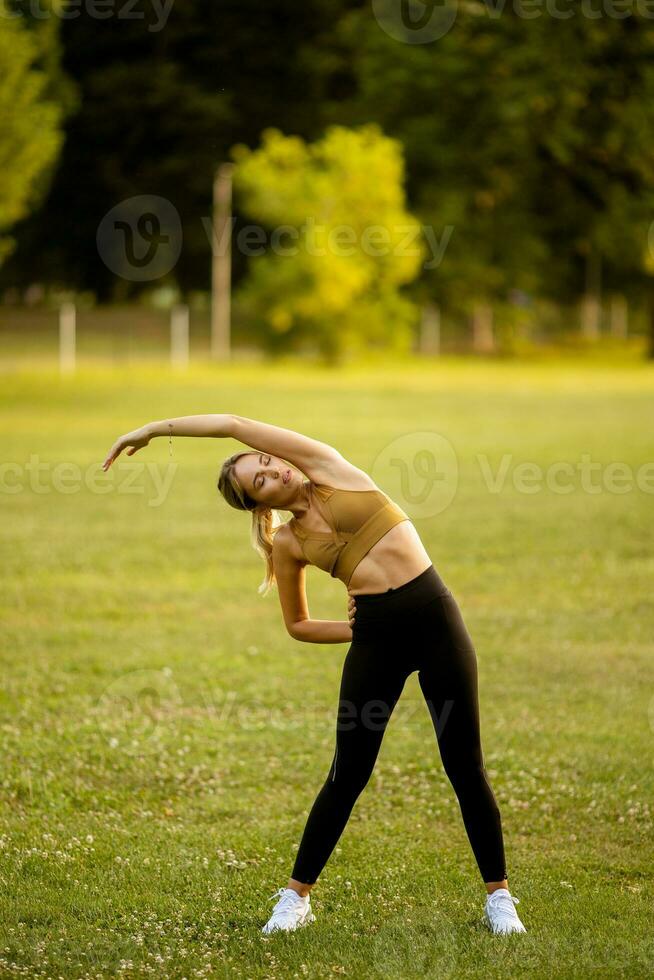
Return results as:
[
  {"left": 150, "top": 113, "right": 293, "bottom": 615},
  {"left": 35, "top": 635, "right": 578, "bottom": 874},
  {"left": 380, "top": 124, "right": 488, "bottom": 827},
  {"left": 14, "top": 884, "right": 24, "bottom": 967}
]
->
[
  {"left": 347, "top": 594, "right": 356, "bottom": 627},
  {"left": 102, "top": 439, "right": 125, "bottom": 471}
]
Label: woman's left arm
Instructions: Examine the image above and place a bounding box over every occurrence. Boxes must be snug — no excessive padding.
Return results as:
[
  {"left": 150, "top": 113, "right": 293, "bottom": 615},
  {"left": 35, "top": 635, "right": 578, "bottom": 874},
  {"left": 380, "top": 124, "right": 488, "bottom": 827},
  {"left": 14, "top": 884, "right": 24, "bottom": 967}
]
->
[
  {"left": 102, "top": 413, "right": 344, "bottom": 476},
  {"left": 228, "top": 414, "right": 343, "bottom": 475},
  {"left": 102, "top": 414, "right": 235, "bottom": 470}
]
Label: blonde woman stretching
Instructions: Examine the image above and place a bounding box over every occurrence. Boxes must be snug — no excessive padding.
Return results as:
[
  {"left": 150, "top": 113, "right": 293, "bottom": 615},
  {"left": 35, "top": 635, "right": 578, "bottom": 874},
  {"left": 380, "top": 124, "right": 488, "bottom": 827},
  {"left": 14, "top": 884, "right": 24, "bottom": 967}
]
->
[{"left": 102, "top": 413, "right": 527, "bottom": 936}]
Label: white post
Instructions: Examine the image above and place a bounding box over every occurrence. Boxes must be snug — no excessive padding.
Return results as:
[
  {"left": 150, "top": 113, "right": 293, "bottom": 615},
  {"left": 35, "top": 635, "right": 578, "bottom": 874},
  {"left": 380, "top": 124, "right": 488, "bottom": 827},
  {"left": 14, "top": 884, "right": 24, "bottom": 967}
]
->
[
  {"left": 609, "top": 294, "right": 628, "bottom": 338},
  {"left": 580, "top": 294, "right": 601, "bottom": 340},
  {"left": 59, "top": 302, "right": 76, "bottom": 375},
  {"left": 211, "top": 163, "right": 234, "bottom": 360},
  {"left": 581, "top": 249, "right": 602, "bottom": 339},
  {"left": 472, "top": 303, "right": 494, "bottom": 352},
  {"left": 419, "top": 303, "right": 440, "bottom": 354},
  {"left": 170, "top": 304, "right": 189, "bottom": 368}
]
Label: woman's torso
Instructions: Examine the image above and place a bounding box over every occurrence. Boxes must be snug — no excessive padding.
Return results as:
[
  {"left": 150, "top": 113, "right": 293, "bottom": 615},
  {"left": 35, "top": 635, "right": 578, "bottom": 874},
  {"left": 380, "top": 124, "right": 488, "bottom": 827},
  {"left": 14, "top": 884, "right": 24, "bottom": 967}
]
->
[{"left": 285, "top": 479, "right": 433, "bottom": 595}]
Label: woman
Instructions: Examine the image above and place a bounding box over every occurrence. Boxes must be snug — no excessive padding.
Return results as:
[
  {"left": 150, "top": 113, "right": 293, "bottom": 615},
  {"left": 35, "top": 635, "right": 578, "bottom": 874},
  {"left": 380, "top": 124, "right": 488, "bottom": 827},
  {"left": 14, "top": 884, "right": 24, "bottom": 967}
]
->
[{"left": 102, "top": 412, "right": 527, "bottom": 937}]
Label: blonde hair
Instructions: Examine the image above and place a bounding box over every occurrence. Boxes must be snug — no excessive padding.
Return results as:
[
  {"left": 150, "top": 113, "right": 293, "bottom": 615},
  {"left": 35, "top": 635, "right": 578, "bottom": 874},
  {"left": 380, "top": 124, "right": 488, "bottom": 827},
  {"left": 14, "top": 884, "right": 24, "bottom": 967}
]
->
[{"left": 217, "top": 450, "right": 286, "bottom": 595}]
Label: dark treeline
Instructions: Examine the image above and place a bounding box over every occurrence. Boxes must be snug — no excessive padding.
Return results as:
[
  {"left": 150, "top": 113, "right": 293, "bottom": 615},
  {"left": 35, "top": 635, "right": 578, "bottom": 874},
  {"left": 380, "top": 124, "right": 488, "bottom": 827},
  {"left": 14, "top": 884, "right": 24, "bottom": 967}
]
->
[
  {"left": 2, "top": 0, "right": 365, "bottom": 299},
  {"left": 3, "top": 0, "right": 654, "bottom": 339}
]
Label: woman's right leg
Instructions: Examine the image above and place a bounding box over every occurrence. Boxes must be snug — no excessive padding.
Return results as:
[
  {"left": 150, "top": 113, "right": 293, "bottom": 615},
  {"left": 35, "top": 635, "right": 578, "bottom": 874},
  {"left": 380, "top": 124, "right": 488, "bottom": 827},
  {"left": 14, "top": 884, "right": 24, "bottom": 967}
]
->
[{"left": 290, "top": 634, "right": 409, "bottom": 886}]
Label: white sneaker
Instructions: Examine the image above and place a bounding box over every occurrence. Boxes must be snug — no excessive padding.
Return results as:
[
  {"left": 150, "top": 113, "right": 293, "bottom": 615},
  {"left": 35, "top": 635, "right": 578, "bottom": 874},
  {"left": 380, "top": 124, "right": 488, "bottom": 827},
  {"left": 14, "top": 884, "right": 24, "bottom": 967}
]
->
[
  {"left": 261, "top": 887, "right": 316, "bottom": 934},
  {"left": 483, "top": 888, "right": 527, "bottom": 934}
]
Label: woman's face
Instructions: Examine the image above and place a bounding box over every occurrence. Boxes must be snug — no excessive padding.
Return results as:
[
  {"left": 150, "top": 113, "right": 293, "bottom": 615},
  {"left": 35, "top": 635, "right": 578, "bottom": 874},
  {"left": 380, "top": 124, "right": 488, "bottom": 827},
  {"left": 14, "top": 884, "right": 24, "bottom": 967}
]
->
[{"left": 233, "top": 452, "right": 301, "bottom": 509}]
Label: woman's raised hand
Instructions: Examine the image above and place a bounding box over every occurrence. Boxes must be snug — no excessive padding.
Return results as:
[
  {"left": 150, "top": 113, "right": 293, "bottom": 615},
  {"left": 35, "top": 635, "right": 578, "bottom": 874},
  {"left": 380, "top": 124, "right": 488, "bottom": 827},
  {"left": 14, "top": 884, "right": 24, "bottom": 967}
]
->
[
  {"left": 347, "top": 594, "right": 357, "bottom": 628},
  {"left": 102, "top": 424, "right": 152, "bottom": 471}
]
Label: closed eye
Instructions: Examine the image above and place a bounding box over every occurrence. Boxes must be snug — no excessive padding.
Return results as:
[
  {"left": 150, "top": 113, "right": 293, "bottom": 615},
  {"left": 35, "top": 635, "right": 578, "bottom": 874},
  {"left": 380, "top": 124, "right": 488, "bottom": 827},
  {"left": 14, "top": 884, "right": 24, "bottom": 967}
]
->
[{"left": 255, "top": 455, "right": 272, "bottom": 489}]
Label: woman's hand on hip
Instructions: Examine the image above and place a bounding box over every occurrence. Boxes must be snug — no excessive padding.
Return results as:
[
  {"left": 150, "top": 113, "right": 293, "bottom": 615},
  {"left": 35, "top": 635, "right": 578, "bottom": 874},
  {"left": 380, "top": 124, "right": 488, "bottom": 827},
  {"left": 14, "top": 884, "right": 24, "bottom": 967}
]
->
[{"left": 347, "top": 594, "right": 357, "bottom": 628}]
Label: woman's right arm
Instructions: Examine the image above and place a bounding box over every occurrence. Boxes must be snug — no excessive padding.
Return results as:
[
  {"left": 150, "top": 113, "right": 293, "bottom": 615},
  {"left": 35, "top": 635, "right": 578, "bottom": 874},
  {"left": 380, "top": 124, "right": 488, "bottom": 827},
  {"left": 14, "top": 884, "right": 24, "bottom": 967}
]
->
[{"left": 102, "top": 414, "right": 235, "bottom": 470}]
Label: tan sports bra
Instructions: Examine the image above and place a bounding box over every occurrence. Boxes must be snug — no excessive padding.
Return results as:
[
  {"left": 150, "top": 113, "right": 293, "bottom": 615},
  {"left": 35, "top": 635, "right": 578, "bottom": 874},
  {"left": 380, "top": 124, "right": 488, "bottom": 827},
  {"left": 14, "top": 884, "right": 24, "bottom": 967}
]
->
[{"left": 285, "top": 481, "right": 410, "bottom": 587}]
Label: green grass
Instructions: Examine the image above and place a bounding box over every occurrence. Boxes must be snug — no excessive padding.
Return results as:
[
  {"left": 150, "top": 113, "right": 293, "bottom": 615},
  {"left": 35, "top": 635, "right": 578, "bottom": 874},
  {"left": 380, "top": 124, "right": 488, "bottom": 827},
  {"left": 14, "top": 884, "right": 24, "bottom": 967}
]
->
[{"left": 1, "top": 355, "right": 653, "bottom": 978}]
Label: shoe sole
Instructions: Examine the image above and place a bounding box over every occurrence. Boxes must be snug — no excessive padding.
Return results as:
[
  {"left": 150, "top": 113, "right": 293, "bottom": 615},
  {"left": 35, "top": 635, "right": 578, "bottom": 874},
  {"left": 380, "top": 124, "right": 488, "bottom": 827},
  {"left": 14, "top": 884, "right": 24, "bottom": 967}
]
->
[{"left": 482, "top": 913, "right": 526, "bottom": 935}]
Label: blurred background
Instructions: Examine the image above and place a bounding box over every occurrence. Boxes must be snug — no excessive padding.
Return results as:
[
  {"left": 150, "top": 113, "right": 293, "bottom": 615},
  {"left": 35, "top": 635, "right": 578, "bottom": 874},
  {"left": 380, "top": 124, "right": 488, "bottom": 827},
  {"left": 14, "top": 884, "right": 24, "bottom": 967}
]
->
[
  {"left": 1, "top": 3, "right": 653, "bottom": 978},
  {"left": 2, "top": 0, "right": 654, "bottom": 366}
]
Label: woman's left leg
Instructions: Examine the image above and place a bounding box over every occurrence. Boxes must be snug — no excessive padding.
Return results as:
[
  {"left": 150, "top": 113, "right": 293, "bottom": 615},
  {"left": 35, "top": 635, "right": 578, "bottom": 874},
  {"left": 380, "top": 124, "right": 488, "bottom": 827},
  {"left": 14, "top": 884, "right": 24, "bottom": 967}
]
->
[{"left": 416, "top": 593, "right": 508, "bottom": 885}]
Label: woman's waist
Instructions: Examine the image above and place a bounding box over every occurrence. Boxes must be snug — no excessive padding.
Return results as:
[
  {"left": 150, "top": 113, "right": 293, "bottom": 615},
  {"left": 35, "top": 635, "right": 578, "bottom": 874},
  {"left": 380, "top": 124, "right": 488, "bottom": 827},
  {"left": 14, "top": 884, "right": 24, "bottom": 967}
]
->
[
  {"left": 346, "top": 523, "right": 433, "bottom": 594},
  {"left": 351, "top": 563, "right": 451, "bottom": 614},
  {"left": 350, "top": 567, "right": 452, "bottom": 638}
]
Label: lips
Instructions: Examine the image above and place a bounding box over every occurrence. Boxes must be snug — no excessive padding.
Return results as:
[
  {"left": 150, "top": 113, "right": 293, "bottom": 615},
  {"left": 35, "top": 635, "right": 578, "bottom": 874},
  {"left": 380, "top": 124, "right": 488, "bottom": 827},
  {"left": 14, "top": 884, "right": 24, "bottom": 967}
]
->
[{"left": 283, "top": 469, "right": 291, "bottom": 484}]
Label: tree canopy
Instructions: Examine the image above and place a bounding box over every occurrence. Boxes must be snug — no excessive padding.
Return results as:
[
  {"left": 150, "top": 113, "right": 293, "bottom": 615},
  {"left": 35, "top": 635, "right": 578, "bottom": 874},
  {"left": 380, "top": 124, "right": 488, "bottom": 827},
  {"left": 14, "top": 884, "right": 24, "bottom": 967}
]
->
[{"left": 2, "top": 0, "right": 654, "bottom": 346}]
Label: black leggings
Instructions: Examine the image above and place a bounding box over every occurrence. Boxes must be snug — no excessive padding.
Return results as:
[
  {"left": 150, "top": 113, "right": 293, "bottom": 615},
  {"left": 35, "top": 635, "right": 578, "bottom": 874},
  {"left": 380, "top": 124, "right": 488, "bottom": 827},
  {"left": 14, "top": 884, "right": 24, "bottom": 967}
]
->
[{"left": 290, "top": 564, "right": 507, "bottom": 885}]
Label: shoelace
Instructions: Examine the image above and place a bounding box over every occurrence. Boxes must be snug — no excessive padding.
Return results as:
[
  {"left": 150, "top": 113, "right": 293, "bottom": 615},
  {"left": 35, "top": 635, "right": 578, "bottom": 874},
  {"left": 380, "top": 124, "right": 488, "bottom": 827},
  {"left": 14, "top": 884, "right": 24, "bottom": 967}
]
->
[
  {"left": 268, "top": 887, "right": 306, "bottom": 912},
  {"left": 487, "top": 891, "right": 520, "bottom": 916}
]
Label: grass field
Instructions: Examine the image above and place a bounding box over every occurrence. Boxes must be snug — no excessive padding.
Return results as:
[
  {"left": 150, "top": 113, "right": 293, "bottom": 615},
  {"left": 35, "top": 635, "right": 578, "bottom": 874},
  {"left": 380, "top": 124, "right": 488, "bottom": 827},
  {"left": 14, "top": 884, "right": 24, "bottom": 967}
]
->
[{"left": 1, "top": 355, "right": 653, "bottom": 978}]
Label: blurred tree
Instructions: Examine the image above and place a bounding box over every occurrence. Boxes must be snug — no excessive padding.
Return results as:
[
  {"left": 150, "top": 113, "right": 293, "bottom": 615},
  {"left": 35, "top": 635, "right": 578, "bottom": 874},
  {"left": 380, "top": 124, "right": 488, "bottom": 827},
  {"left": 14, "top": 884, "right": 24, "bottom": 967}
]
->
[
  {"left": 4, "top": 0, "right": 654, "bottom": 359},
  {"left": 328, "top": 8, "right": 654, "bottom": 342},
  {"left": 0, "top": 0, "right": 363, "bottom": 299},
  {"left": 232, "top": 124, "right": 423, "bottom": 362},
  {"left": 0, "top": 3, "right": 71, "bottom": 266}
]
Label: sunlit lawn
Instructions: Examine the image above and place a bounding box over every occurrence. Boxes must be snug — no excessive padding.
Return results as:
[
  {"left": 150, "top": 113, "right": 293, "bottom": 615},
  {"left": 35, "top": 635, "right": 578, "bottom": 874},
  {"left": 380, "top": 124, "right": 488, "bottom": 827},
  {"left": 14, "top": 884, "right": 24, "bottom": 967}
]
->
[{"left": 1, "top": 353, "right": 653, "bottom": 978}]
